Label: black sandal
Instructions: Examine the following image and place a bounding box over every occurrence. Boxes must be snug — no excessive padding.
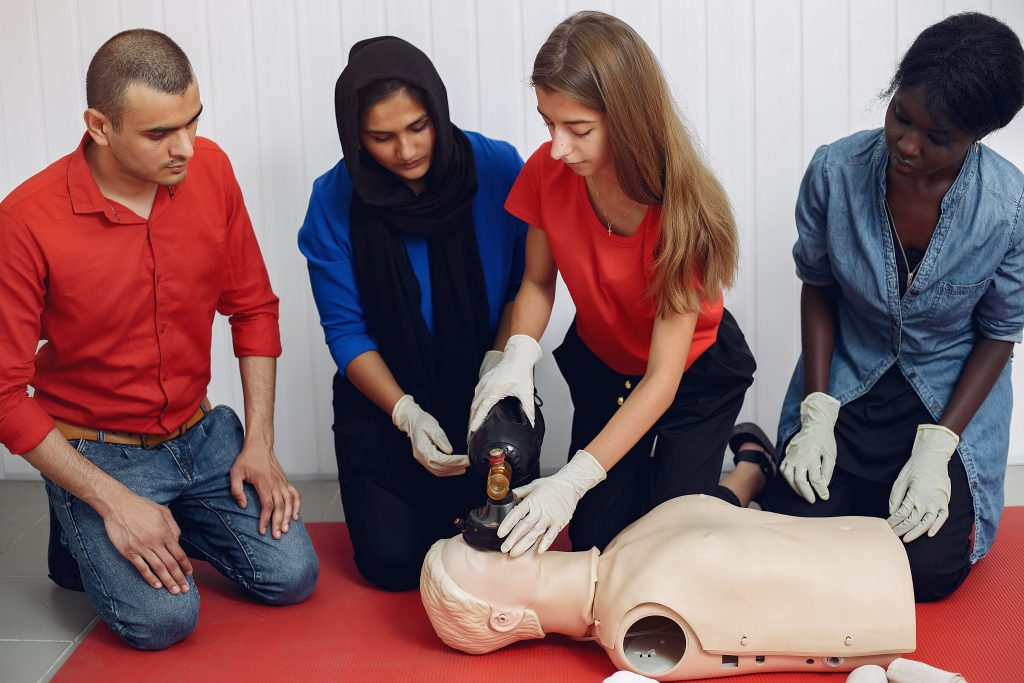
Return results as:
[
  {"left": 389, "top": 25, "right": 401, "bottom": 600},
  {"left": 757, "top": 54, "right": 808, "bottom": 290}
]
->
[{"left": 728, "top": 422, "right": 777, "bottom": 489}]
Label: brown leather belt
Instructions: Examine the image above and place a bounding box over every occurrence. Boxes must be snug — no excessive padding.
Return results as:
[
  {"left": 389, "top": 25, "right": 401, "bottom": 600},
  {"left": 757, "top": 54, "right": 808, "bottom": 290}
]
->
[{"left": 54, "top": 398, "right": 212, "bottom": 449}]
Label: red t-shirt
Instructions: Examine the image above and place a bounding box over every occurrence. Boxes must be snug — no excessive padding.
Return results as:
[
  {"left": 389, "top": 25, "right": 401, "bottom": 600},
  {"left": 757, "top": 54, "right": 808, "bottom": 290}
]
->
[
  {"left": 504, "top": 142, "right": 722, "bottom": 375},
  {"left": 0, "top": 135, "right": 281, "bottom": 454}
]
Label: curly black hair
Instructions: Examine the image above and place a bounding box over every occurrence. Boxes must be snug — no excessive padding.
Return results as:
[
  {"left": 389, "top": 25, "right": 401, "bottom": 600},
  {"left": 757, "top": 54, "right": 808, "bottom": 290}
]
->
[{"left": 887, "top": 12, "right": 1024, "bottom": 137}]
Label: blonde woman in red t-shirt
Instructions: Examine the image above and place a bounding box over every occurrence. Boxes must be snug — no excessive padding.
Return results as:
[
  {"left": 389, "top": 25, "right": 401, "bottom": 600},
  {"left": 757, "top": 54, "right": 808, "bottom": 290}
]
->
[{"left": 468, "top": 11, "right": 773, "bottom": 557}]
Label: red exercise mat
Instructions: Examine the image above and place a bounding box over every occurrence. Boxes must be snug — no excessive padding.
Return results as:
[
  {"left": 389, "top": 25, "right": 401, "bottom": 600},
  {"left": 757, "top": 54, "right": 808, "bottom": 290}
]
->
[{"left": 53, "top": 509, "right": 1024, "bottom": 682}]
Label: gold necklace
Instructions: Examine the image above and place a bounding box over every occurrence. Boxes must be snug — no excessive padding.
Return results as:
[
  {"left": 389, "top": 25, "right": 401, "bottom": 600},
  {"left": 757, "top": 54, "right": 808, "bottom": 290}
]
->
[{"left": 589, "top": 177, "right": 629, "bottom": 237}]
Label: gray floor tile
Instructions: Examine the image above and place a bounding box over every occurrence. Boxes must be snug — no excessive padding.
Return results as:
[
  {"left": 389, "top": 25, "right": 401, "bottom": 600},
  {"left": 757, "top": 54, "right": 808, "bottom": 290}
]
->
[
  {"left": 0, "top": 517, "right": 48, "bottom": 577},
  {"left": 0, "top": 523, "right": 32, "bottom": 550},
  {"left": 293, "top": 480, "right": 339, "bottom": 521},
  {"left": 1006, "top": 464, "right": 1024, "bottom": 506},
  {"left": 0, "top": 641, "right": 74, "bottom": 683},
  {"left": 0, "top": 577, "right": 95, "bottom": 641},
  {"left": 0, "top": 481, "right": 49, "bottom": 527},
  {"left": 322, "top": 490, "right": 345, "bottom": 522}
]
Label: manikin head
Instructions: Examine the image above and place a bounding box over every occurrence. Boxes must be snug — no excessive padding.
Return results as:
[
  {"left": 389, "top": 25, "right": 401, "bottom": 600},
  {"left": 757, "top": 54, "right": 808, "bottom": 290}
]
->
[{"left": 420, "top": 537, "right": 545, "bottom": 654}]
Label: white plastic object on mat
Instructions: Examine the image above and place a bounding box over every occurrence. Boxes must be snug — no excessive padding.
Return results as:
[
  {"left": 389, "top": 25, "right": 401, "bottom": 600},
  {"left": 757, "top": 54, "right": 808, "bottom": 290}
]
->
[
  {"left": 603, "top": 671, "right": 657, "bottom": 683},
  {"left": 846, "top": 664, "right": 887, "bottom": 682},
  {"left": 887, "top": 658, "right": 966, "bottom": 683}
]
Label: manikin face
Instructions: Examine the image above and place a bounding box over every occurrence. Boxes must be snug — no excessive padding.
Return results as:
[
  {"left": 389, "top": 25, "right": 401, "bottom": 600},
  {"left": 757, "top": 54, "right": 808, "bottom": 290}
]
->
[
  {"left": 359, "top": 89, "right": 436, "bottom": 190},
  {"left": 441, "top": 535, "right": 542, "bottom": 613},
  {"left": 102, "top": 81, "right": 202, "bottom": 186},
  {"left": 884, "top": 84, "right": 974, "bottom": 183},
  {"left": 535, "top": 86, "right": 612, "bottom": 177}
]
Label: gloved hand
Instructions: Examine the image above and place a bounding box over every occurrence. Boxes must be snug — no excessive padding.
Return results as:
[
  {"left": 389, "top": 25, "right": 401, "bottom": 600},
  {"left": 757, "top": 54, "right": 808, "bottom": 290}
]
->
[
  {"left": 468, "top": 334, "right": 541, "bottom": 433},
  {"left": 392, "top": 395, "right": 469, "bottom": 477},
  {"left": 780, "top": 391, "right": 841, "bottom": 503},
  {"left": 497, "top": 449, "right": 606, "bottom": 557},
  {"left": 888, "top": 424, "right": 958, "bottom": 543},
  {"left": 478, "top": 350, "right": 504, "bottom": 379}
]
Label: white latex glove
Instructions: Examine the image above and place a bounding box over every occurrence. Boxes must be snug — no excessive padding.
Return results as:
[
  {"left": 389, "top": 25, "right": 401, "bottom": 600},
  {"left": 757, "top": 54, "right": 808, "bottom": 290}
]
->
[
  {"left": 887, "top": 658, "right": 965, "bottom": 683},
  {"left": 603, "top": 672, "right": 657, "bottom": 683},
  {"left": 468, "top": 334, "right": 541, "bottom": 433},
  {"left": 846, "top": 665, "right": 888, "bottom": 683},
  {"left": 497, "top": 449, "right": 606, "bottom": 557},
  {"left": 780, "top": 391, "right": 841, "bottom": 503},
  {"left": 391, "top": 395, "right": 469, "bottom": 477},
  {"left": 478, "top": 349, "right": 504, "bottom": 379},
  {"left": 888, "top": 425, "right": 958, "bottom": 543}
]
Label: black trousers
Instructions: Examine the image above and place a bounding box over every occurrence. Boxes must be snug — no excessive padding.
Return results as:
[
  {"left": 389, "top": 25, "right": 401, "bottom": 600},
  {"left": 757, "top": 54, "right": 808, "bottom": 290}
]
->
[
  {"left": 555, "top": 310, "right": 756, "bottom": 552},
  {"left": 762, "top": 452, "right": 974, "bottom": 602},
  {"left": 331, "top": 373, "right": 479, "bottom": 591}
]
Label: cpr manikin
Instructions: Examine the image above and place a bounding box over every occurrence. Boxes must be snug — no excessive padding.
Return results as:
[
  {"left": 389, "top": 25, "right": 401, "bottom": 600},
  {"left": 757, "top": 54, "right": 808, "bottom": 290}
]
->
[{"left": 421, "top": 495, "right": 915, "bottom": 680}]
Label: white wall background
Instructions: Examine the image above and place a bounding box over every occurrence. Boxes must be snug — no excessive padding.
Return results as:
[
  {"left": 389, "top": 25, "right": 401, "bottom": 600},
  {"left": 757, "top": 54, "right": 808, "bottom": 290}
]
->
[{"left": 1, "top": 0, "right": 1022, "bottom": 480}]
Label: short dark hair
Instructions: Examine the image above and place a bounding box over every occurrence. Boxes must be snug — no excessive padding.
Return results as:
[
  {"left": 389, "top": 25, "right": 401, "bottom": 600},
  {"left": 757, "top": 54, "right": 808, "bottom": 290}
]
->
[
  {"left": 887, "top": 12, "right": 1024, "bottom": 137},
  {"left": 357, "top": 78, "right": 428, "bottom": 122},
  {"left": 86, "top": 29, "right": 194, "bottom": 129}
]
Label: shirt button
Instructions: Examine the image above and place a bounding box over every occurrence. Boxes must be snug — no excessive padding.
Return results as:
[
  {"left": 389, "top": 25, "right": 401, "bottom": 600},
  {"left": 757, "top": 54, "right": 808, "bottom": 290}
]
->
[
  {"left": 624, "top": 380, "right": 632, "bottom": 390},
  {"left": 931, "top": 403, "right": 941, "bottom": 412},
  {"left": 616, "top": 397, "right": 624, "bottom": 406}
]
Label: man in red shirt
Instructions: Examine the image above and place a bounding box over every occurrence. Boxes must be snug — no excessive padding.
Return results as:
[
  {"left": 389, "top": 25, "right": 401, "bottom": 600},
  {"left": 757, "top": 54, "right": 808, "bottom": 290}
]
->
[{"left": 0, "top": 29, "right": 318, "bottom": 650}]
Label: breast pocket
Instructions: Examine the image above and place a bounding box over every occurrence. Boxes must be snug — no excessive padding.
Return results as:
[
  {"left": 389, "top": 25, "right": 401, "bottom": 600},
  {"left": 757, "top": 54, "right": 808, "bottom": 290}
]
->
[{"left": 926, "top": 278, "right": 992, "bottom": 328}]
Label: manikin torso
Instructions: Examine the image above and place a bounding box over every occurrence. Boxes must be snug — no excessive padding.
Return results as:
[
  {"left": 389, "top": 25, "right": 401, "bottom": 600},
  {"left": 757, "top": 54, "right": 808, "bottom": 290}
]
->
[
  {"left": 595, "top": 496, "right": 915, "bottom": 678},
  {"left": 427, "top": 495, "right": 915, "bottom": 681}
]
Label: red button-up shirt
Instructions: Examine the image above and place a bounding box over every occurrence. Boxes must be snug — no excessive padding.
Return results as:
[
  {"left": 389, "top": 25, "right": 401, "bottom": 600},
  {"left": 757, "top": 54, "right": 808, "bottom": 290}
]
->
[{"left": 0, "top": 135, "right": 281, "bottom": 454}]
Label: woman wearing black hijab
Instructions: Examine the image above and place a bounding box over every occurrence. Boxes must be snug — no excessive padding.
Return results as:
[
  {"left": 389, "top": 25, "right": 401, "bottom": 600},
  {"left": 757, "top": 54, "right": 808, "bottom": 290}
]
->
[{"left": 298, "top": 37, "right": 527, "bottom": 590}]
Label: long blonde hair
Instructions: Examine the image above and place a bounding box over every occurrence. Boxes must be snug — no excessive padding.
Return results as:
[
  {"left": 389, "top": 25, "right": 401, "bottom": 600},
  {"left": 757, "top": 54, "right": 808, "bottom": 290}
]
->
[{"left": 532, "top": 11, "right": 737, "bottom": 315}]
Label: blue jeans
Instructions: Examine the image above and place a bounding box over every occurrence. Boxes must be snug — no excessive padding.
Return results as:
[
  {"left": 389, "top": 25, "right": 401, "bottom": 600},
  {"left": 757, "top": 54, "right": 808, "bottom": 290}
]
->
[{"left": 44, "top": 405, "right": 319, "bottom": 650}]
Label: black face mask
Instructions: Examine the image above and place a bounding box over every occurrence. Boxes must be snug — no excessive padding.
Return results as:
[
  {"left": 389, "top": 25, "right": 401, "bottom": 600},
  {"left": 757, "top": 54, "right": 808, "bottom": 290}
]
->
[{"left": 467, "top": 395, "right": 545, "bottom": 487}]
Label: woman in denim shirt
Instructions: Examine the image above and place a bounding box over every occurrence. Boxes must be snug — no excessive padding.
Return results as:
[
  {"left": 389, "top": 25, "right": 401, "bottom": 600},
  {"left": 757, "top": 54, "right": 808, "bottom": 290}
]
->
[{"left": 733, "top": 13, "right": 1024, "bottom": 602}]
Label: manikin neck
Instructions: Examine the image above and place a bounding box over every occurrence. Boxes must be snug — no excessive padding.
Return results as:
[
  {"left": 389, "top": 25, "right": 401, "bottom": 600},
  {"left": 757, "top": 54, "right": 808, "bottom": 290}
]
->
[{"left": 530, "top": 547, "right": 599, "bottom": 638}]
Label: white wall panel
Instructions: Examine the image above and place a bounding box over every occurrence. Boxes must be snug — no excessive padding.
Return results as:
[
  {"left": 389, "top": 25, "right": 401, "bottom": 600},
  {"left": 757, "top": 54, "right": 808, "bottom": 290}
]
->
[
  {"left": 2, "top": 0, "right": 1023, "bottom": 481},
  {"left": 661, "top": 0, "right": 709, "bottom": 147},
  {"left": 707, "top": 0, "right": 756, "bottom": 404},
  {"left": 430, "top": 0, "right": 479, "bottom": 132},
  {"left": 849, "top": 0, "right": 896, "bottom": 130},
  {"left": 754, "top": 0, "right": 803, "bottom": 438}
]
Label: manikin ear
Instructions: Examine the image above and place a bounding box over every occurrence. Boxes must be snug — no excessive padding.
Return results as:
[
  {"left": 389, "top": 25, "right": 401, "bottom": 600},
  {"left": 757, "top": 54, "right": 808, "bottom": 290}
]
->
[
  {"left": 83, "top": 108, "right": 112, "bottom": 147},
  {"left": 489, "top": 608, "right": 525, "bottom": 633}
]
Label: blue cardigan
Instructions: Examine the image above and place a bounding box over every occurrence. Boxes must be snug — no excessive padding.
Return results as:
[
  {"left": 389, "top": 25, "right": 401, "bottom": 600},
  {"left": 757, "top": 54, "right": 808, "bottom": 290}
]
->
[{"left": 298, "top": 131, "right": 527, "bottom": 373}]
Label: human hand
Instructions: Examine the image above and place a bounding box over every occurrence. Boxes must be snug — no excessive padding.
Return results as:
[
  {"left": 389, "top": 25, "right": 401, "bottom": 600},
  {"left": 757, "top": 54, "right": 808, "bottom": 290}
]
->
[
  {"left": 888, "top": 424, "right": 958, "bottom": 543},
  {"left": 392, "top": 395, "right": 469, "bottom": 477},
  {"left": 469, "top": 335, "right": 541, "bottom": 434},
  {"left": 102, "top": 490, "right": 193, "bottom": 594},
  {"left": 230, "top": 442, "right": 301, "bottom": 539},
  {"left": 780, "top": 391, "right": 841, "bottom": 503},
  {"left": 497, "top": 449, "right": 606, "bottom": 557}
]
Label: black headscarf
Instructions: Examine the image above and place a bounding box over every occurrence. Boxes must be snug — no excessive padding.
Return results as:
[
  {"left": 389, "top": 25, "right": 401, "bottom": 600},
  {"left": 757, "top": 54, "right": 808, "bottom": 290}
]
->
[{"left": 335, "top": 36, "right": 489, "bottom": 451}]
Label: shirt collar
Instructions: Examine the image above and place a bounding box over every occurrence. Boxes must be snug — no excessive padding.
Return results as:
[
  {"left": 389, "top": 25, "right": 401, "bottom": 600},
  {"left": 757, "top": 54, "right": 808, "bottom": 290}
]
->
[
  {"left": 66, "top": 132, "right": 172, "bottom": 225},
  {"left": 873, "top": 128, "right": 979, "bottom": 206}
]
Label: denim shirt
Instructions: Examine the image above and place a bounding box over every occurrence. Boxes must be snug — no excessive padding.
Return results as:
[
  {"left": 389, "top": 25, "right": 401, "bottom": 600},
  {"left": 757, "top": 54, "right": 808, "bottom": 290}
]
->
[{"left": 778, "top": 128, "right": 1024, "bottom": 561}]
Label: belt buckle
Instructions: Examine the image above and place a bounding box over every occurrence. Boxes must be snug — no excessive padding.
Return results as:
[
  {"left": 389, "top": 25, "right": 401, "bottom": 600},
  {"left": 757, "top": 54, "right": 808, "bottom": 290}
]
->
[{"left": 140, "top": 433, "right": 154, "bottom": 450}]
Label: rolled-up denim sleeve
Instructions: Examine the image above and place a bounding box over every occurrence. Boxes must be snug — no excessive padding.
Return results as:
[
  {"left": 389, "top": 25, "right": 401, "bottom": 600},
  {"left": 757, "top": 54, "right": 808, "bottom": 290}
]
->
[
  {"left": 975, "top": 192, "right": 1024, "bottom": 343},
  {"left": 792, "top": 145, "right": 836, "bottom": 287}
]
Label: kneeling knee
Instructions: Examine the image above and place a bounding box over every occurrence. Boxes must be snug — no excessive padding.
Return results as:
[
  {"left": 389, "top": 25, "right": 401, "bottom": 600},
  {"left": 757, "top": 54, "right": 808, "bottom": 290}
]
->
[
  {"left": 910, "top": 556, "right": 971, "bottom": 603},
  {"left": 354, "top": 544, "right": 423, "bottom": 592},
  {"left": 251, "top": 550, "right": 320, "bottom": 606},
  {"left": 117, "top": 593, "right": 199, "bottom": 650}
]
